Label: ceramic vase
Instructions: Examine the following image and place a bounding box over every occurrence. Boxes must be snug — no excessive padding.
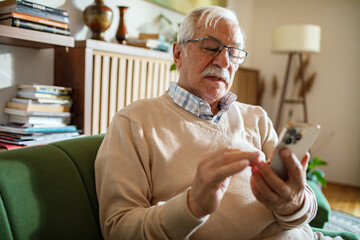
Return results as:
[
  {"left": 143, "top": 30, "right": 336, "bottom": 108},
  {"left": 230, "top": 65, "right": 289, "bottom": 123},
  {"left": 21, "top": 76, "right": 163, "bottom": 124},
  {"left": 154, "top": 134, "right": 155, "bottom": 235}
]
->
[
  {"left": 83, "top": 0, "right": 113, "bottom": 41},
  {"left": 116, "top": 6, "right": 129, "bottom": 44}
]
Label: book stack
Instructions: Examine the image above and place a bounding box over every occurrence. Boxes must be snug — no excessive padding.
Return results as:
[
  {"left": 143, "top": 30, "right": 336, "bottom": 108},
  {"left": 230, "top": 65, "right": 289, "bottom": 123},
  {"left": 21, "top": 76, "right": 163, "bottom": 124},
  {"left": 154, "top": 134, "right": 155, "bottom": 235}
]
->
[
  {"left": 127, "top": 33, "right": 171, "bottom": 52},
  {"left": 0, "top": 0, "right": 70, "bottom": 36},
  {"left": 0, "top": 84, "right": 80, "bottom": 148}
]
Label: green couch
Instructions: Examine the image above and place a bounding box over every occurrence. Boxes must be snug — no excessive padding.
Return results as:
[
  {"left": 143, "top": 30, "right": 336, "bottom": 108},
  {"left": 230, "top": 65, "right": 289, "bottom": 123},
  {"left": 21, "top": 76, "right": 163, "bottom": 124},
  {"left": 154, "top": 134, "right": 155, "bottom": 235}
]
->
[{"left": 0, "top": 135, "right": 358, "bottom": 240}]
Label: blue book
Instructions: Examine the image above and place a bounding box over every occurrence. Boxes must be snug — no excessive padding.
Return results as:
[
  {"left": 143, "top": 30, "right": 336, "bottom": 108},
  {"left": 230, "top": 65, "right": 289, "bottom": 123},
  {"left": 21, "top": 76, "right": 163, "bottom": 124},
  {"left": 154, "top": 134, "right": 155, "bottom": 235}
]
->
[{"left": 0, "top": 124, "right": 77, "bottom": 134}]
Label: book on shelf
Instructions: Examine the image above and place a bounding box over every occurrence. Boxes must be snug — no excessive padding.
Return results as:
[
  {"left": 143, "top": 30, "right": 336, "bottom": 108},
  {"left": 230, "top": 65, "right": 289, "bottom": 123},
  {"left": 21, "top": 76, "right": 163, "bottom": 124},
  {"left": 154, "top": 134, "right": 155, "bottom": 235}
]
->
[
  {"left": 0, "top": 17, "right": 70, "bottom": 36},
  {"left": 0, "top": 11, "right": 68, "bottom": 29},
  {"left": 18, "top": 84, "right": 72, "bottom": 94},
  {"left": 17, "top": 91, "right": 72, "bottom": 101},
  {"left": 0, "top": 131, "right": 40, "bottom": 140},
  {"left": 0, "top": 0, "right": 69, "bottom": 23},
  {"left": 7, "top": 100, "right": 71, "bottom": 113},
  {"left": 0, "top": 84, "right": 78, "bottom": 147},
  {"left": 18, "top": 84, "right": 72, "bottom": 96},
  {"left": 8, "top": 115, "right": 71, "bottom": 125},
  {"left": 11, "top": 97, "right": 71, "bottom": 106},
  {"left": 0, "top": 131, "right": 80, "bottom": 146},
  {"left": 0, "top": 83, "right": 80, "bottom": 148},
  {"left": 138, "top": 33, "right": 160, "bottom": 40},
  {"left": 0, "top": 131, "right": 79, "bottom": 140},
  {"left": 0, "top": 142, "right": 24, "bottom": 150},
  {"left": 0, "top": 123, "right": 78, "bottom": 134},
  {"left": 127, "top": 38, "right": 171, "bottom": 52},
  {"left": 19, "top": 123, "right": 70, "bottom": 128},
  {"left": 4, "top": 108, "right": 71, "bottom": 117},
  {"left": 12, "top": 95, "right": 72, "bottom": 105}
]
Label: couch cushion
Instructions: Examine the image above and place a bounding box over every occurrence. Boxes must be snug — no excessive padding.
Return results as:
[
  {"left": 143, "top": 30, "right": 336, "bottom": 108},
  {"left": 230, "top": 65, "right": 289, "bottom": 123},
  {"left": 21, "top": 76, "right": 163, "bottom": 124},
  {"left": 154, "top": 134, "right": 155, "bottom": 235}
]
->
[
  {"left": 0, "top": 137, "right": 103, "bottom": 240},
  {"left": 51, "top": 134, "right": 104, "bottom": 228}
]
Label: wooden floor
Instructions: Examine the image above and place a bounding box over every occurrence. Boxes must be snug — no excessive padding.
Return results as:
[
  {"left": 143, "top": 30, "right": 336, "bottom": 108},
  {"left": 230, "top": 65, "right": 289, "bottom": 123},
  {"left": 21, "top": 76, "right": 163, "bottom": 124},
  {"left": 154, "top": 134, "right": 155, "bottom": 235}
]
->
[{"left": 322, "top": 182, "right": 360, "bottom": 218}]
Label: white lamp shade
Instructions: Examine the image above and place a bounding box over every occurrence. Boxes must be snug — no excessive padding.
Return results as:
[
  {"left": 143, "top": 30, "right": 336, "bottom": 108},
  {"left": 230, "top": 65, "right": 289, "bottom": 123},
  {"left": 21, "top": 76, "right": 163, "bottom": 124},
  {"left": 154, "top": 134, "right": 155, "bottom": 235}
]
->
[{"left": 272, "top": 24, "right": 321, "bottom": 53}]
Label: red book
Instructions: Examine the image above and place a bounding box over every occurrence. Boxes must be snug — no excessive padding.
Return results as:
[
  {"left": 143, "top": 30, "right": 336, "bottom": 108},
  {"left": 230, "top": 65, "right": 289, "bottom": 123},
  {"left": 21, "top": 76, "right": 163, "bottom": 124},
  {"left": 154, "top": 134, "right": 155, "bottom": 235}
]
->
[{"left": 0, "top": 142, "right": 26, "bottom": 151}]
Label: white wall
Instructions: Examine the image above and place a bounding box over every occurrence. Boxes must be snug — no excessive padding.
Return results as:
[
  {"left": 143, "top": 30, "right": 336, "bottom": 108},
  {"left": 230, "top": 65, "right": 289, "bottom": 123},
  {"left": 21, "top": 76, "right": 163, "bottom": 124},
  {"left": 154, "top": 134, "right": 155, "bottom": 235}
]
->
[
  {"left": 0, "top": 0, "right": 184, "bottom": 123},
  {"left": 229, "top": 0, "right": 360, "bottom": 187},
  {"left": 64, "top": 0, "right": 184, "bottom": 42},
  {"left": 227, "top": 0, "right": 254, "bottom": 68},
  {"left": 1, "top": 0, "right": 359, "bottom": 187}
]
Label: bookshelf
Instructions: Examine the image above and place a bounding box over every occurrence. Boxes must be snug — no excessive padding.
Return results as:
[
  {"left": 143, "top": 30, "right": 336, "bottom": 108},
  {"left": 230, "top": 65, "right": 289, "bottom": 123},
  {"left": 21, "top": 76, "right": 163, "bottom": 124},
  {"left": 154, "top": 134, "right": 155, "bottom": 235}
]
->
[
  {"left": 0, "top": 26, "right": 75, "bottom": 147},
  {"left": 0, "top": 25, "right": 74, "bottom": 48}
]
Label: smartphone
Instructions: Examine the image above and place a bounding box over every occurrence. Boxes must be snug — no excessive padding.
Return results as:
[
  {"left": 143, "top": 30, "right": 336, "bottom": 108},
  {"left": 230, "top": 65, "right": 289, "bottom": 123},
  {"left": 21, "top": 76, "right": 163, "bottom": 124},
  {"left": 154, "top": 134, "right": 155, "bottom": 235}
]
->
[{"left": 269, "top": 122, "right": 321, "bottom": 180}]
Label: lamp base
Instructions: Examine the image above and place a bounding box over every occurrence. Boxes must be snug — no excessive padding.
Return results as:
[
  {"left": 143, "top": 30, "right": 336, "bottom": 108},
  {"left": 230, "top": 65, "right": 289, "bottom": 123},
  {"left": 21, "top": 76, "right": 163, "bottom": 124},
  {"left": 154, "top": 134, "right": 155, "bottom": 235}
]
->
[{"left": 275, "top": 53, "right": 308, "bottom": 132}]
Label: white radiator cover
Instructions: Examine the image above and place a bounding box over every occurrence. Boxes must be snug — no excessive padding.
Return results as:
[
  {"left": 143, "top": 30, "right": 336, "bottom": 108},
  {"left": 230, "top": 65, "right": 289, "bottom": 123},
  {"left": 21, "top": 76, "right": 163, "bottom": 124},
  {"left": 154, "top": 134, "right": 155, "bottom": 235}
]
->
[{"left": 91, "top": 50, "right": 178, "bottom": 134}]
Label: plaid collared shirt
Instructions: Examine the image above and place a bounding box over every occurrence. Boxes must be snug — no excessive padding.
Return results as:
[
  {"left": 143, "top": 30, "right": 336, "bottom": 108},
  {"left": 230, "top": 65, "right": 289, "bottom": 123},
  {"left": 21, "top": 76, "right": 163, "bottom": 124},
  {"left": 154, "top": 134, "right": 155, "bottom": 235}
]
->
[{"left": 167, "top": 82, "right": 237, "bottom": 123}]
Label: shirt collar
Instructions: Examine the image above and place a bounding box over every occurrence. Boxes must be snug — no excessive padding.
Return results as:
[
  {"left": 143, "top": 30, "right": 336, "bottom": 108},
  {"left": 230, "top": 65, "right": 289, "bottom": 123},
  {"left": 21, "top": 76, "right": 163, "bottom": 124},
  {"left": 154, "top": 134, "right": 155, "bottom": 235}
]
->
[{"left": 167, "top": 81, "right": 237, "bottom": 123}]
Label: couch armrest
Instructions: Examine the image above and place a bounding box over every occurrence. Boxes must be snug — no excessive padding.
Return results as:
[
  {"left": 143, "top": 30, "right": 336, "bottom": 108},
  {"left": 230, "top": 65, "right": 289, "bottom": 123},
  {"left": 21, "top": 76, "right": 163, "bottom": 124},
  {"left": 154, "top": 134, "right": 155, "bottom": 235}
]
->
[{"left": 307, "top": 180, "right": 331, "bottom": 228}]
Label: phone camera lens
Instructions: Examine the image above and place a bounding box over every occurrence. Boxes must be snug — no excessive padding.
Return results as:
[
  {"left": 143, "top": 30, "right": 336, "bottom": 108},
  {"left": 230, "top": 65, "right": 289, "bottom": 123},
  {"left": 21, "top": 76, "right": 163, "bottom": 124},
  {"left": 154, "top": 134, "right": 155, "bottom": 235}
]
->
[
  {"left": 294, "top": 133, "right": 302, "bottom": 141},
  {"left": 285, "top": 138, "right": 292, "bottom": 144},
  {"left": 289, "top": 128, "right": 297, "bottom": 136}
]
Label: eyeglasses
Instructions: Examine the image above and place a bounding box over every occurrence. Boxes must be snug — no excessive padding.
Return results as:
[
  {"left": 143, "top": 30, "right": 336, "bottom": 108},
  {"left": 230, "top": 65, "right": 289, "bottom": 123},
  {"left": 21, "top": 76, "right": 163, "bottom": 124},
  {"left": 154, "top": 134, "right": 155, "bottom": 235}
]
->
[{"left": 185, "top": 38, "right": 248, "bottom": 65}]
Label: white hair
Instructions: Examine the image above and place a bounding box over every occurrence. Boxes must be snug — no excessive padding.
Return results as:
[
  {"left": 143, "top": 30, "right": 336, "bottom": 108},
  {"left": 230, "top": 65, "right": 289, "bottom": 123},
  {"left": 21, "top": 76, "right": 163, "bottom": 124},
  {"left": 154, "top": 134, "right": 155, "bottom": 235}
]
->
[{"left": 177, "top": 6, "right": 245, "bottom": 47}]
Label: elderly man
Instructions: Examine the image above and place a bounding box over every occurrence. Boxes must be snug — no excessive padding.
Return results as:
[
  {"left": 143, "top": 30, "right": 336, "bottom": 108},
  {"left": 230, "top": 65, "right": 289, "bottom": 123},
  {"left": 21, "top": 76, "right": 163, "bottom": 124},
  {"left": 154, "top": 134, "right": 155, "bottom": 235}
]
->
[{"left": 95, "top": 6, "right": 324, "bottom": 240}]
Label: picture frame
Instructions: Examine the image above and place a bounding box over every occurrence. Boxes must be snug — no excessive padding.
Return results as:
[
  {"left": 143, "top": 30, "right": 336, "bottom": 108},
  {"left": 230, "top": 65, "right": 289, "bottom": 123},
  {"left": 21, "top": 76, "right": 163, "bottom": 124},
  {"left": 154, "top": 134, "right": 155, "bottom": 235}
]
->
[{"left": 147, "top": 0, "right": 227, "bottom": 14}]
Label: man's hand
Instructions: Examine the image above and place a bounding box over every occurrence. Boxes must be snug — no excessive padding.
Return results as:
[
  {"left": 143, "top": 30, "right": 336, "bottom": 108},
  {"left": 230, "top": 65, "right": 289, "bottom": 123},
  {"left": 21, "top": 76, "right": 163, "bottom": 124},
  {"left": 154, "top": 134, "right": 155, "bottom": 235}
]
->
[
  {"left": 188, "top": 148, "right": 260, "bottom": 218},
  {"left": 250, "top": 148, "right": 310, "bottom": 216}
]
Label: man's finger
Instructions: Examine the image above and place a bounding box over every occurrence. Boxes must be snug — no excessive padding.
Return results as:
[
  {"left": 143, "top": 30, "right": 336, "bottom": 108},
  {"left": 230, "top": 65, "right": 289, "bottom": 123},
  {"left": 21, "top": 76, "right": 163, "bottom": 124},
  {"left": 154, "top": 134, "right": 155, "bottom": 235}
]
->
[
  {"left": 301, "top": 152, "right": 311, "bottom": 170},
  {"left": 251, "top": 165, "right": 279, "bottom": 202},
  {"left": 202, "top": 149, "right": 260, "bottom": 169},
  {"left": 222, "top": 151, "right": 260, "bottom": 164},
  {"left": 280, "top": 148, "right": 305, "bottom": 186},
  {"left": 253, "top": 162, "right": 288, "bottom": 197},
  {"left": 212, "top": 160, "right": 250, "bottom": 183}
]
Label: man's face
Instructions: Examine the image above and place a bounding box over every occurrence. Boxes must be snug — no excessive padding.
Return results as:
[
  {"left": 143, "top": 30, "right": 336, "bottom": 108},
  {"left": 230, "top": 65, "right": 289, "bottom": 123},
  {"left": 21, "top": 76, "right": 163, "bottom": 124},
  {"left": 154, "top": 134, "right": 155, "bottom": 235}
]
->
[{"left": 174, "top": 17, "right": 243, "bottom": 106}]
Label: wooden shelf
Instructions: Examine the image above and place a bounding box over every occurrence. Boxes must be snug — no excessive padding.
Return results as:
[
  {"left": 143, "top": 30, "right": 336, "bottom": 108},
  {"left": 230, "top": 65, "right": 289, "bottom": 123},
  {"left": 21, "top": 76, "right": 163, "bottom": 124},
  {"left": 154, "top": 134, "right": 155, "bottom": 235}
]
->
[
  {"left": 0, "top": 25, "right": 74, "bottom": 48},
  {"left": 75, "top": 39, "right": 173, "bottom": 61}
]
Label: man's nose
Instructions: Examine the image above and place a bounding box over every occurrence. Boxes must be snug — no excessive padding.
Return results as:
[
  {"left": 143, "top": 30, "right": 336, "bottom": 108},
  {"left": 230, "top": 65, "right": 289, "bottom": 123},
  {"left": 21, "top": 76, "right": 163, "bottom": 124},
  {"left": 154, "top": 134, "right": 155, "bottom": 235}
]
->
[{"left": 213, "top": 48, "right": 231, "bottom": 69}]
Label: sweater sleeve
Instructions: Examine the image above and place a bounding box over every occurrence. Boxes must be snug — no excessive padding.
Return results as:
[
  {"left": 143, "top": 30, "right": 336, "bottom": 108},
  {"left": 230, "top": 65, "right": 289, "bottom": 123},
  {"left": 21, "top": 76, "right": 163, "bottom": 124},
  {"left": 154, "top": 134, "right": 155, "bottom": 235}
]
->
[
  {"left": 94, "top": 114, "right": 207, "bottom": 240},
  {"left": 274, "top": 184, "right": 318, "bottom": 228},
  {"left": 257, "top": 106, "right": 278, "bottom": 159}
]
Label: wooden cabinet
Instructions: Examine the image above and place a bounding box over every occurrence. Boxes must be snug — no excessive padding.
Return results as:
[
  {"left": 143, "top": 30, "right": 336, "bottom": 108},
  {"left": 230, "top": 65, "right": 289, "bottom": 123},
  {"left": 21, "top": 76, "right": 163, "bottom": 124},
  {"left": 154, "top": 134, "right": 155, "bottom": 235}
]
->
[{"left": 231, "top": 67, "right": 259, "bottom": 105}]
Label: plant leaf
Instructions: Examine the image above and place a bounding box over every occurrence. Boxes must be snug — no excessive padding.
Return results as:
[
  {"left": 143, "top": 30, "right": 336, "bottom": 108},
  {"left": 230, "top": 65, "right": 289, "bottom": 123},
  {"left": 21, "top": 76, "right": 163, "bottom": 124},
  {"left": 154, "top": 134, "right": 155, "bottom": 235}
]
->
[
  {"left": 294, "top": 56, "right": 310, "bottom": 83},
  {"left": 170, "top": 63, "right": 177, "bottom": 71},
  {"left": 311, "top": 157, "right": 328, "bottom": 166},
  {"left": 313, "top": 170, "right": 327, "bottom": 187},
  {"left": 298, "top": 72, "right": 316, "bottom": 98}
]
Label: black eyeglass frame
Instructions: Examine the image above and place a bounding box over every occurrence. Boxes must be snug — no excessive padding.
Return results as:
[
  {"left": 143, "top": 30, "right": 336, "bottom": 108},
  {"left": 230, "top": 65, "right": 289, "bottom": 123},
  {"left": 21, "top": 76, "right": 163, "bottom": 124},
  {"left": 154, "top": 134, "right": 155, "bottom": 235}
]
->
[{"left": 185, "top": 38, "right": 248, "bottom": 65}]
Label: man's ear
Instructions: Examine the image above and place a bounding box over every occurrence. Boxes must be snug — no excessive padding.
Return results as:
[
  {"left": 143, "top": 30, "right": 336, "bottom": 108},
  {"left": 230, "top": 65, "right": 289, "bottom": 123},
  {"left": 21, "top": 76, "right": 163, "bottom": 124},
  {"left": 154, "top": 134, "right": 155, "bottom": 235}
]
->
[{"left": 173, "top": 42, "right": 182, "bottom": 69}]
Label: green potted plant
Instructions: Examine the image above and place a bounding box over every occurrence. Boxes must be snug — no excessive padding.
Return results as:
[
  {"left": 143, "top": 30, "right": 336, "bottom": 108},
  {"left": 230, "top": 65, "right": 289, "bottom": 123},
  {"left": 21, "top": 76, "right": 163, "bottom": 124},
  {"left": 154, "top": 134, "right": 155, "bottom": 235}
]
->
[{"left": 307, "top": 157, "right": 328, "bottom": 188}]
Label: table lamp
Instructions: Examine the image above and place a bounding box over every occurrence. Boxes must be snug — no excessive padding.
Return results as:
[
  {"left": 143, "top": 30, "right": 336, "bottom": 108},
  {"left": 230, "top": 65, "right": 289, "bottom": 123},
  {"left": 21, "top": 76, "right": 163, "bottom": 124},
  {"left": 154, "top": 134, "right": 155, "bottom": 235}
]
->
[{"left": 272, "top": 24, "right": 321, "bottom": 131}]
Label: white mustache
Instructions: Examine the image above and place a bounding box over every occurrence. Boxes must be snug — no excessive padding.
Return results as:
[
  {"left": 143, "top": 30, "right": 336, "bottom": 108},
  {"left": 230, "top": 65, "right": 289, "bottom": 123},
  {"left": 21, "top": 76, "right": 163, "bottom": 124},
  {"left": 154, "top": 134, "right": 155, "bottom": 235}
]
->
[{"left": 201, "top": 66, "right": 230, "bottom": 83}]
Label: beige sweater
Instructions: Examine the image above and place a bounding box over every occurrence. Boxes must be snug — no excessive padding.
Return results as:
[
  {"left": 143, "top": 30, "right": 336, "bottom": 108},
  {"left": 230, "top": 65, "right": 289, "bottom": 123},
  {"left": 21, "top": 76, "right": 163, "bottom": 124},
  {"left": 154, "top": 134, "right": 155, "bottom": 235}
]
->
[{"left": 95, "top": 93, "right": 317, "bottom": 240}]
